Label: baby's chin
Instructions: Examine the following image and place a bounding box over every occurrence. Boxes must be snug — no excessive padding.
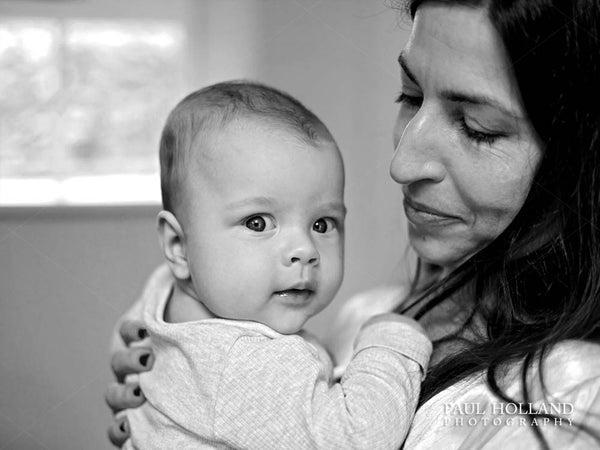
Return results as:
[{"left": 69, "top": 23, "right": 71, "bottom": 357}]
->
[
  {"left": 261, "top": 299, "right": 328, "bottom": 335},
  {"left": 267, "top": 320, "right": 306, "bottom": 335}
]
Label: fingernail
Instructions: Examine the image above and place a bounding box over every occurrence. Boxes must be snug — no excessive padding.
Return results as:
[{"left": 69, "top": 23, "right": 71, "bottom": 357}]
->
[
  {"left": 139, "top": 353, "right": 149, "bottom": 367},
  {"left": 133, "top": 386, "right": 141, "bottom": 397},
  {"left": 138, "top": 328, "right": 148, "bottom": 339}
]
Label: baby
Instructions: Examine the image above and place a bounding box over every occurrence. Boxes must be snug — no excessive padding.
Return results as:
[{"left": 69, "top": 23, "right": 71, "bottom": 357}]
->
[{"left": 124, "top": 81, "right": 432, "bottom": 449}]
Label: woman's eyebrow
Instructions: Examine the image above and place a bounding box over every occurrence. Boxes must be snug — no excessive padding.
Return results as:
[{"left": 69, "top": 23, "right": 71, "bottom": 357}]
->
[
  {"left": 441, "top": 90, "right": 524, "bottom": 120},
  {"left": 397, "top": 53, "right": 419, "bottom": 85},
  {"left": 399, "top": 52, "right": 523, "bottom": 120}
]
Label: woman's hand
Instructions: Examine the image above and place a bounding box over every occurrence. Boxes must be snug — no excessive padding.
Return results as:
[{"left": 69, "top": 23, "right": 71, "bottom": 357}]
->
[{"left": 105, "top": 319, "right": 154, "bottom": 447}]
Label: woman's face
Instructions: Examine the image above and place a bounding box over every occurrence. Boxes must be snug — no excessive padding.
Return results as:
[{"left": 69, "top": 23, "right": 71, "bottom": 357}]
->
[{"left": 391, "top": 3, "right": 543, "bottom": 268}]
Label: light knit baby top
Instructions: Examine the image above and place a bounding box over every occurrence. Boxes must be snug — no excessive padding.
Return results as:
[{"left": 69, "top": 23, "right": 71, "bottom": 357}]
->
[{"left": 124, "top": 265, "right": 432, "bottom": 450}]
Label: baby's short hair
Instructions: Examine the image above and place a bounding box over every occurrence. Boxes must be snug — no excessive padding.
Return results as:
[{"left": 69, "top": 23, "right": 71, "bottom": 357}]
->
[{"left": 159, "top": 80, "right": 336, "bottom": 213}]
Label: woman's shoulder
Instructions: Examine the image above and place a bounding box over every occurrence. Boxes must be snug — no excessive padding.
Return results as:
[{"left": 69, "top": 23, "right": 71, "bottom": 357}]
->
[
  {"left": 541, "top": 339, "right": 600, "bottom": 393},
  {"left": 341, "top": 285, "right": 412, "bottom": 314},
  {"left": 545, "top": 339, "right": 600, "bottom": 364},
  {"left": 501, "top": 339, "right": 600, "bottom": 400},
  {"left": 333, "top": 285, "right": 412, "bottom": 332}
]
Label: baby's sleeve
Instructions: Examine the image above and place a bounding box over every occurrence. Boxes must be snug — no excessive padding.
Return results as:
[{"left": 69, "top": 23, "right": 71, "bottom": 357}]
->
[{"left": 213, "top": 314, "right": 432, "bottom": 450}]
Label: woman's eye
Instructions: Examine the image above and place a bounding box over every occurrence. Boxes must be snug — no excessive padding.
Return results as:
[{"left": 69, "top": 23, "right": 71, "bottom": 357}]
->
[
  {"left": 245, "top": 215, "right": 274, "bottom": 232},
  {"left": 459, "top": 118, "right": 504, "bottom": 146},
  {"left": 313, "top": 217, "right": 336, "bottom": 234},
  {"left": 395, "top": 92, "right": 423, "bottom": 108}
]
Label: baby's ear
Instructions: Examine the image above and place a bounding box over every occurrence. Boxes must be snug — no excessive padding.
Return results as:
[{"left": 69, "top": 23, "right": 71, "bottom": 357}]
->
[{"left": 157, "top": 210, "right": 190, "bottom": 281}]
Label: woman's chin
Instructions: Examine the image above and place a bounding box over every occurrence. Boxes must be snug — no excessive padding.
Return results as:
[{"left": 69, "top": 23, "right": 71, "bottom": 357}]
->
[{"left": 409, "top": 232, "right": 474, "bottom": 271}]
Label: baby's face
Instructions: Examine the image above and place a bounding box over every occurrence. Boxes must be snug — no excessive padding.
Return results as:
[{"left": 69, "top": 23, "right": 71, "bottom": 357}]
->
[{"left": 179, "top": 119, "right": 345, "bottom": 334}]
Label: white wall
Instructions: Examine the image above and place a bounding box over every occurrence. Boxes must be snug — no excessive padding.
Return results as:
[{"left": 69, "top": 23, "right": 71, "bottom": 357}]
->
[{"left": 0, "top": 1, "right": 412, "bottom": 448}]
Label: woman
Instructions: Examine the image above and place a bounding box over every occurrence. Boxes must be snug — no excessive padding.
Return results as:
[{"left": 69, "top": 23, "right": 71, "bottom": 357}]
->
[{"left": 106, "top": 0, "right": 600, "bottom": 447}]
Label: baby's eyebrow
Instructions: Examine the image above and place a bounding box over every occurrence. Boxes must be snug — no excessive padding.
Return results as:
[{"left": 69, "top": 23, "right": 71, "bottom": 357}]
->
[
  {"left": 321, "top": 202, "right": 347, "bottom": 217},
  {"left": 226, "top": 196, "right": 277, "bottom": 209}
]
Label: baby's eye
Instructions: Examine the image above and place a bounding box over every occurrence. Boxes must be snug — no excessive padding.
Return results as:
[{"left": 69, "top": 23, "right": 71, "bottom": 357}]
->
[
  {"left": 245, "top": 215, "right": 275, "bottom": 232},
  {"left": 313, "top": 217, "right": 337, "bottom": 234}
]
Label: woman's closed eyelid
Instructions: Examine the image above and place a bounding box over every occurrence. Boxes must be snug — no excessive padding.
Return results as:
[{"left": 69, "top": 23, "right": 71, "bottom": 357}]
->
[
  {"left": 465, "top": 114, "right": 519, "bottom": 139},
  {"left": 458, "top": 117, "right": 506, "bottom": 146},
  {"left": 461, "top": 109, "right": 511, "bottom": 134}
]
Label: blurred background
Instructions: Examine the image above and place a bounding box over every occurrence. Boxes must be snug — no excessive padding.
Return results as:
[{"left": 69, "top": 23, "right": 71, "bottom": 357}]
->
[{"left": 0, "top": 0, "right": 412, "bottom": 448}]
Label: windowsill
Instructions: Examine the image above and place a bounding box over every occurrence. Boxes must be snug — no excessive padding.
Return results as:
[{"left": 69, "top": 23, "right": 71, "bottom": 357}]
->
[
  {"left": 0, "top": 174, "right": 161, "bottom": 209},
  {"left": 0, "top": 203, "right": 162, "bottom": 220}
]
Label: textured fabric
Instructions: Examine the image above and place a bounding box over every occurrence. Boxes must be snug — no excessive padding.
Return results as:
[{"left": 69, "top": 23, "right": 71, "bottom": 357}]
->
[
  {"left": 403, "top": 341, "right": 600, "bottom": 449},
  {"left": 120, "top": 267, "right": 600, "bottom": 449},
  {"left": 124, "top": 265, "right": 432, "bottom": 450},
  {"left": 343, "top": 288, "right": 600, "bottom": 449}
]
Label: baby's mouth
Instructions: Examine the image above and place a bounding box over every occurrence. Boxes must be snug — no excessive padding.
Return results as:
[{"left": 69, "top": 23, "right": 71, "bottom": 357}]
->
[
  {"left": 273, "top": 288, "right": 315, "bottom": 303},
  {"left": 275, "top": 288, "right": 314, "bottom": 296}
]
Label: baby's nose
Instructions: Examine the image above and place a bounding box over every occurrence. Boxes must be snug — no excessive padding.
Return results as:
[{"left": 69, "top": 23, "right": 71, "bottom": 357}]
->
[{"left": 283, "top": 234, "right": 319, "bottom": 266}]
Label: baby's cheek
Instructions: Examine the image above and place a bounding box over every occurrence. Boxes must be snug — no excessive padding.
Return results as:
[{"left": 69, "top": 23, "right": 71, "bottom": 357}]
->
[{"left": 322, "top": 250, "right": 344, "bottom": 297}]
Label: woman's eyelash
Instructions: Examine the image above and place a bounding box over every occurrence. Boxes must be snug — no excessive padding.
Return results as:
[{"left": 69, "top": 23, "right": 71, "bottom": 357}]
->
[
  {"left": 395, "top": 92, "right": 423, "bottom": 107},
  {"left": 458, "top": 118, "right": 504, "bottom": 145},
  {"left": 395, "top": 91, "right": 503, "bottom": 145}
]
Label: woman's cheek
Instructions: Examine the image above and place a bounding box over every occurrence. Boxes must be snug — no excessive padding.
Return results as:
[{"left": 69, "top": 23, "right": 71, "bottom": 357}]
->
[{"left": 463, "top": 173, "right": 533, "bottom": 243}]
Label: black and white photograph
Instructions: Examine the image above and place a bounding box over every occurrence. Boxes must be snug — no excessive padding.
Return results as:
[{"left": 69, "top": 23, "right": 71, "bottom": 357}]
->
[{"left": 1, "top": 0, "right": 599, "bottom": 449}]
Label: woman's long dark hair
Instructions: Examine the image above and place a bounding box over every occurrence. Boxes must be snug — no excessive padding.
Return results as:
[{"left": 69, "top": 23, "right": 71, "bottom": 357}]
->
[{"left": 397, "top": 0, "right": 600, "bottom": 445}]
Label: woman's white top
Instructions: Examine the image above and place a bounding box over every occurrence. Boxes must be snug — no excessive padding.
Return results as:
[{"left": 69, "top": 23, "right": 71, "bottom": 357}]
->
[{"left": 336, "top": 288, "right": 600, "bottom": 449}]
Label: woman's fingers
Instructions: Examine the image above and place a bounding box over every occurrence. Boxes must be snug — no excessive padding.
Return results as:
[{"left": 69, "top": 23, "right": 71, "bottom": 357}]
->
[
  {"left": 119, "top": 320, "right": 148, "bottom": 345},
  {"left": 110, "top": 346, "right": 154, "bottom": 382},
  {"left": 107, "top": 414, "right": 131, "bottom": 447},
  {"left": 105, "top": 382, "right": 146, "bottom": 413}
]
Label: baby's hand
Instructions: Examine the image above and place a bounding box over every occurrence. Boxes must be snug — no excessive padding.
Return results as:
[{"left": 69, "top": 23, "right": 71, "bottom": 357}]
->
[{"left": 105, "top": 319, "right": 154, "bottom": 447}]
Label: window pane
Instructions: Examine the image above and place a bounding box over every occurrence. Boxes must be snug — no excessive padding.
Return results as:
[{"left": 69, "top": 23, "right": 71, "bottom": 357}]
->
[
  {"left": 0, "top": 20, "right": 61, "bottom": 179},
  {"left": 0, "top": 19, "right": 184, "bottom": 204}
]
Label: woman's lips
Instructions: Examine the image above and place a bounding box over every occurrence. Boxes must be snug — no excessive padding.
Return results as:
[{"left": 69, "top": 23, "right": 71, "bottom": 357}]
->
[{"left": 403, "top": 197, "right": 460, "bottom": 226}]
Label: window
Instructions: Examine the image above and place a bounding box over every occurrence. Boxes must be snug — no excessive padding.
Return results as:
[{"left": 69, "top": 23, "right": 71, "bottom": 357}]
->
[{"left": 0, "top": 17, "right": 184, "bottom": 205}]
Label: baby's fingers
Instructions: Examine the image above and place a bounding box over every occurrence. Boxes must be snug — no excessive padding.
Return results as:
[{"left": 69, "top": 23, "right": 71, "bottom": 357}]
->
[
  {"left": 105, "top": 382, "right": 145, "bottom": 413},
  {"left": 107, "top": 415, "right": 130, "bottom": 448}
]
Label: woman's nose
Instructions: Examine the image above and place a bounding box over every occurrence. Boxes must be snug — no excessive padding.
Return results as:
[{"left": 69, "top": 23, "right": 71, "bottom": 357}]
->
[
  {"left": 390, "top": 110, "right": 446, "bottom": 186},
  {"left": 283, "top": 232, "right": 320, "bottom": 267}
]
